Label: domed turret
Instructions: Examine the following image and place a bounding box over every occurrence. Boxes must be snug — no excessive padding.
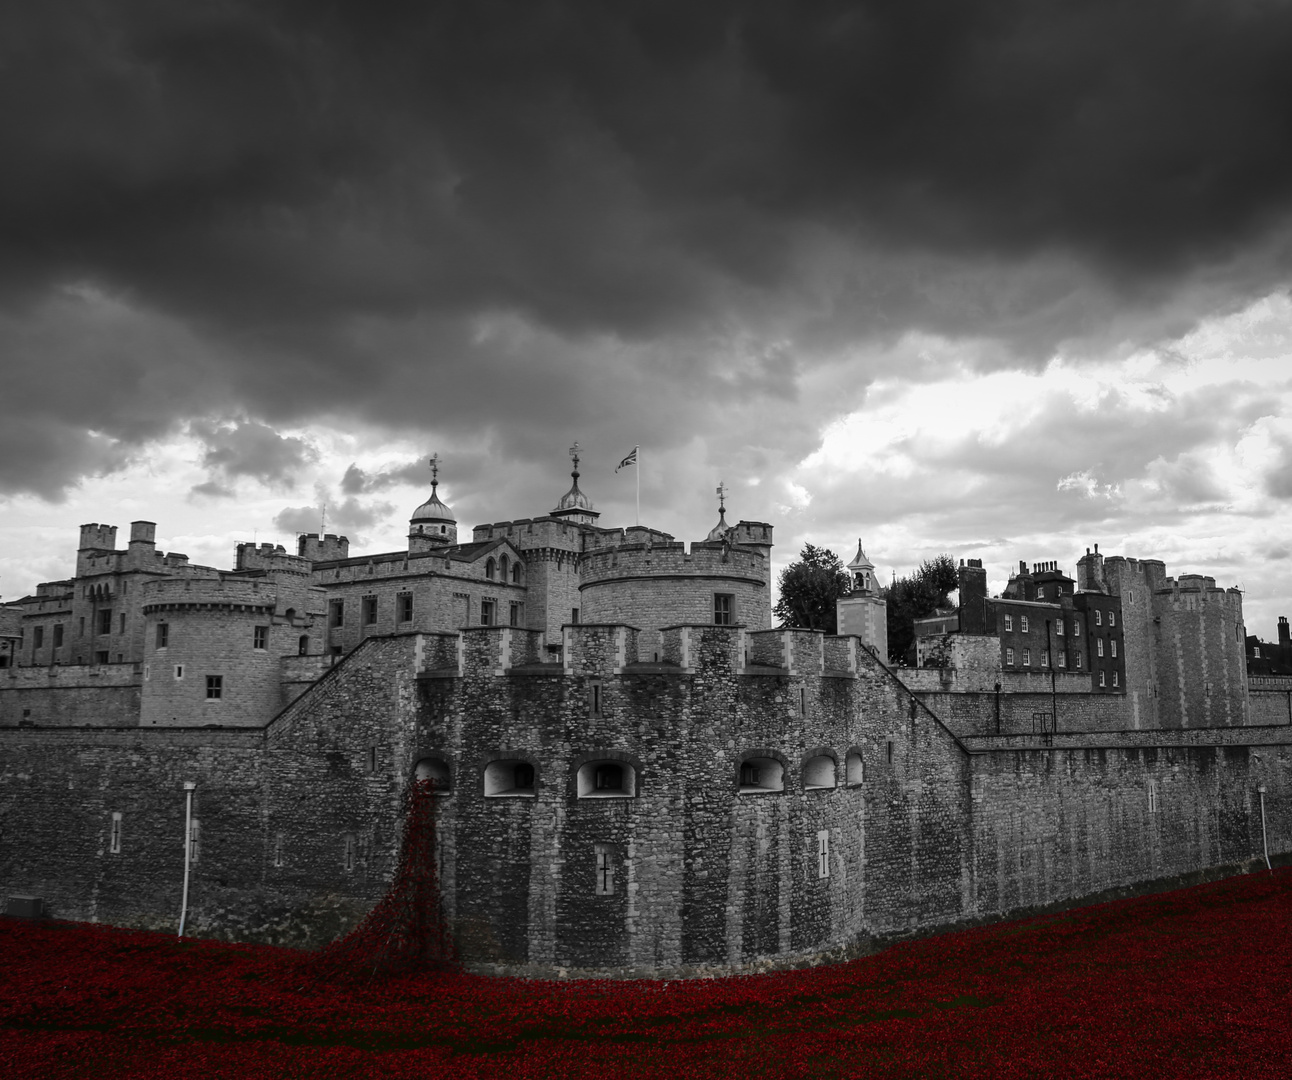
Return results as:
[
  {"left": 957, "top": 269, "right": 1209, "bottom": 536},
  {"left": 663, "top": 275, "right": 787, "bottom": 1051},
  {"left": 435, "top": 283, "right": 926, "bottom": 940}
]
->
[
  {"left": 409, "top": 454, "right": 458, "bottom": 551},
  {"left": 706, "top": 481, "right": 732, "bottom": 542},
  {"left": 550, "top": 442, "right": 600, "bottom": 525},
  {"left": 847, "top": 539, "right": 876, "bottom": 594}
]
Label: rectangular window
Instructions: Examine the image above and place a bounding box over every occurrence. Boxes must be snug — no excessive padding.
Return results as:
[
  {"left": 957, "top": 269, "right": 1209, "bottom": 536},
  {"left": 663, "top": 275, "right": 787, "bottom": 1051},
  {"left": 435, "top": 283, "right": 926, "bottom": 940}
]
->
[
  {"left": 175, "top": 664, "right": 184, "bottom": 680},
  {"left": 1075, "top": 650, "right": 1082, "bottom": 668},
  {"left": 110, "top": 811, "right": 122, "bottom": 854},
  {"left": 398, "top": 593, "right": 413, "bottom": 623},
  {"left": 273, "top": 833, "right": 284, "bottom": 868},
  {"left": 798, "top": 686, "right": 807, "bottom": 717},
  {"left": 1057, "top": 651, "right": 1066, "bottom": 668},
  {"left": 95, "top": 650, "right": 110, "bottom": 665},
  {"left": 33, "top": 627, "right": 43, "bottom": 650},
  {"left": 1041, "top": 650, "right": 1049, "bottom": 668},
  {"left": 79, "top": 616, "right": 85, "bottom": 637},
  {"left": 1097, "top": 639, "right": 1105, "bottom": 657},
  {"left": 362, "top": 595, "right": 378, "bottom": 625},
  {"left": 1020, "top": 615, "right": 1029, "bottom": 633},
  {"left": 1074, "top": 620, "right": 1081, "bottom": 638},
  {"left": 156, "top": 623, "right": 169, "bottom": 649},
  {"left": 1056, "top": 620, "right": 1064, "bottom": 637},
  {"left": 253, "top": 625, "right": 268, "bottom": 650},
  {"left": 1147, "top": 779, "right": 1158, "bottom": 814},
  {"left": 1095, "top": 609, "right": 1103, "bottom": 626},
  {"left": 1109, "top": 611, "right": 1116, "bottom": 627},
  {"left": 886, "top": 739, "right": 894, "bottom": 764},
  {"left": 1113, "top": 671, "right": 1119, "bottom": 687},
  {"left": 1099, "top": 670, "right": 1106, "bottom": 687},
  {"left": 53, "top": 624, "right": 64, "bottom": 648},
  {"left": 509, "top": 601, "right": 522, "bottom": 627},
  {"left": 206, "top": 675, "right": 223, "bottom": 700},
  {"left": 589, "top": 679, "right": 603, "bottom": 717},
  {"left": 1111, "top": 639, "right": 1117, "bottom": 657},
  {"left": 571, "top": 607, "right": 580, "bottom": 625},
  {"left": 1006, "top": 647, "right": 1015, "bottom": 665},
  {"left": 368, "top": 745, "right": 378, "bottom": 774},
  {"left": 480, "top": 599, "right": 495, "bottom": 626},
  {"left": 119, "top": 613, "right": 126, "bottom": 634},
  {"left": 1004, "top": 614, "right": 1013, "bottom": 631},
  {"left": 1023, "top": 648, "right": 1031, "bottom": 667},
  {"left": 714, "top": 593, "right": 733, "bottom": 626},
  {"left": 329, "top": 600, "right": 344, "bottom": 628},
  {"left": 817, "top": 830, "right": 830, "bottom": 879},
  {"left": 343, "top": 834, "right": 356, "bottom": 872},
  {"left": 595, "top": 844, "right": 616, "bottom": 895}
]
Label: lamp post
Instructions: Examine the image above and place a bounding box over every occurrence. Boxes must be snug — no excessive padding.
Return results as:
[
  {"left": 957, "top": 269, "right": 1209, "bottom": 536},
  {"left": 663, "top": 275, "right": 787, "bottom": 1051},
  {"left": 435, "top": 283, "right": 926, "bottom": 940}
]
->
[
  {"left": 1258, "top": 783, "right": 1272, "bottom": 871},
  {"left": 178, "top": 781, "right": 196, "bottom": 937},
  {"left": 1046, "top": 619, "right": 1058, "bottom": 737}
]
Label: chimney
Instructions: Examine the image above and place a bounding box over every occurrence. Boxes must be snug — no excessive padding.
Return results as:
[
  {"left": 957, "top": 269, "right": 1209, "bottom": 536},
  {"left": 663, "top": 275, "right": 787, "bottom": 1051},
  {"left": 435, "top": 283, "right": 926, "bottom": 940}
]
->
[
  {"left": 958, "top": 559, "right": 988, "bottom": 634},
  {"left": 1280, "top": 616, "right": 1290, "bottom": 648}
]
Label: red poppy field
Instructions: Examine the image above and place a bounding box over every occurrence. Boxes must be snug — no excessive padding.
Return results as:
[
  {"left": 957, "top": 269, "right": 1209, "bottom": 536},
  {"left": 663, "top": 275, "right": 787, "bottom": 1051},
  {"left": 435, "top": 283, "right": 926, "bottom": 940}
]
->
[{"left": 3, "top": 869, "right": 1291, "bottom": 1079}]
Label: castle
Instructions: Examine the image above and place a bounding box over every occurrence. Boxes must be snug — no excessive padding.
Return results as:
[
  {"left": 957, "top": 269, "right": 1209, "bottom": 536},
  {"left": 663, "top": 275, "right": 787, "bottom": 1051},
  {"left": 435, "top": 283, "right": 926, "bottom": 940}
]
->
[{"left": 1, "top": 456, "right": 1289, "bottom": 978}]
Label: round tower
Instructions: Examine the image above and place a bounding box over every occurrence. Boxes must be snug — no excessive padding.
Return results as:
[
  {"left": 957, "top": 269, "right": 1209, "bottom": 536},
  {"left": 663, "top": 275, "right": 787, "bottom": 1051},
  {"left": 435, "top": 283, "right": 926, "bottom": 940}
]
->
[{"left": 409, "top": 454, "right": 458, "bottom": 552}]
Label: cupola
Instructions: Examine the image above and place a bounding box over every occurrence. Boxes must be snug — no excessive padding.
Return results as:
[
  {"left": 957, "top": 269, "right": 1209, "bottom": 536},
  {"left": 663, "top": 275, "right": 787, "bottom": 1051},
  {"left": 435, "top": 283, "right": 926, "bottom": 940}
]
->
[
  {"left": 550, "top": 441, "right": 600, "bottom": 525},
  {"left": 847, "top": 539, "right": 876, "bottom": 594},
  {"left": 706, "top": 481, "right": 732, "bottom": 542},
  {"left": 409, "top": 454, "right": 458, "bottom": 551}
]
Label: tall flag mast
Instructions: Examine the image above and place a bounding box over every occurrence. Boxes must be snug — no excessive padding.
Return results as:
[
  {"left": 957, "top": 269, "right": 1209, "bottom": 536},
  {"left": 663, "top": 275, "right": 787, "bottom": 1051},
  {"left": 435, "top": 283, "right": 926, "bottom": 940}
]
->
[{"left": 616, "top": 445, "right": 639, "bottom": 525}]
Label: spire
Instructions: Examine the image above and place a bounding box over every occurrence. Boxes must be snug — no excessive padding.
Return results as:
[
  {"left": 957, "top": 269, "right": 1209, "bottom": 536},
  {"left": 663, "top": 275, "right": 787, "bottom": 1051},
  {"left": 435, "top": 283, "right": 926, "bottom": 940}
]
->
[
  {"left": 552, "top": 440, "right": 599, "bottom": 523},
  {"left": 707, "top": 481, "right": 731, "bottom": 541}
]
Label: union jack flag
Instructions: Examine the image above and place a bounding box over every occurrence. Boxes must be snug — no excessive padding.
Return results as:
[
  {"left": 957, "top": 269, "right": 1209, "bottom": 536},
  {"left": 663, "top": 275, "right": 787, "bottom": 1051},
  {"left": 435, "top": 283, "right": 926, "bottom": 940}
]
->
[{"left": 615, "top": 447, "right": 638, "bottom": 472}]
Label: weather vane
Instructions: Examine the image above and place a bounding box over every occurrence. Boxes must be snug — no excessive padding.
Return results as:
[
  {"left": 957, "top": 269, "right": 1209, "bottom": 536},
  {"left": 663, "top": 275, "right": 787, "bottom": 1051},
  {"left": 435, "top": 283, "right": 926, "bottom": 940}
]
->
[
  {"left": 569, "top": 441, "right": 580, "bottom": 474},
  {"left": 716, "top": 480, "right": 728, "bottom": 513},
  {"left": 429, "top": 453, "right": 440, "bottom": 489}
]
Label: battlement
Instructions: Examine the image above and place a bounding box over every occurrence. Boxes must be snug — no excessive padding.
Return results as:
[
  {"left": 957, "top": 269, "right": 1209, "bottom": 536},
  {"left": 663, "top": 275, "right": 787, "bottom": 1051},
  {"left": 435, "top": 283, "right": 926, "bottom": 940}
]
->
[
  {"left": 78, "top": 523, "right": 118, "bottom": 552},
  {"left": 141, "top": 575, "right": 281, "bottom": 612},
  {"left": 297, "top": 533, "right": 350, "bottom": 562},
  {"left": 577, "top": 539, "right": 769, "bottom": 586},
  {"left": 235, "top": 542, "right": 311, "bottom": 576},
  {"left": 472, "top": 517, "right": 585, "bottom": 549}
]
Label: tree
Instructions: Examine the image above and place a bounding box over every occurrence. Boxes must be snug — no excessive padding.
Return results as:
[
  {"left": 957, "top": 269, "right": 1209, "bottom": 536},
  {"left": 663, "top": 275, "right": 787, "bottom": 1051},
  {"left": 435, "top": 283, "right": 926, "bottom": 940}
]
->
[
  {"left": 884, "top": 554, "right": 958, "bottom": 665},
  {"left": 774, "top": 543, "right": 853, "bottom": 634}
]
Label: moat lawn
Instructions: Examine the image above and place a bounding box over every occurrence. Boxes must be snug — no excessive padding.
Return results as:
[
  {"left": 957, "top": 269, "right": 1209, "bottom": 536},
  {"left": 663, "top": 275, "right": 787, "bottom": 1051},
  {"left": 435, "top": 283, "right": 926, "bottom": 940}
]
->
[{"left": 3, "top": 868, "right": 1290, "bottom": 1079}]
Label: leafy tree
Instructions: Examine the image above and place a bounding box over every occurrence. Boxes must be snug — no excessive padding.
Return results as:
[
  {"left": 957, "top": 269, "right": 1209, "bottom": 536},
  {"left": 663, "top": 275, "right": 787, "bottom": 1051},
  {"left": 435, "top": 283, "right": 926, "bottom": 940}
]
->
[
  {"left": 774, "top": 543, "right": 853, "bottom": 634},
  {"left": 884, "top": 554, "right": 958, "bottom": 665}
]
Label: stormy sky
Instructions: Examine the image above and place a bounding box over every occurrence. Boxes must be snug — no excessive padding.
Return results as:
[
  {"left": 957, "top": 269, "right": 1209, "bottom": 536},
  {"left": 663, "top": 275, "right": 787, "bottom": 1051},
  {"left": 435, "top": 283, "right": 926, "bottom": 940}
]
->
[{"left": 3, "top": 0, "right": 1292, "bottom": 635}]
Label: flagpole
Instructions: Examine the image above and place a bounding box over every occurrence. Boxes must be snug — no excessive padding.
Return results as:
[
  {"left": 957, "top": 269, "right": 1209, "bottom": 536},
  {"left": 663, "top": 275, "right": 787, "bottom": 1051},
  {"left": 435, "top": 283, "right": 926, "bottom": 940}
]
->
[{"left": 636, "top": 446, "right": 640, "bottom": 526}]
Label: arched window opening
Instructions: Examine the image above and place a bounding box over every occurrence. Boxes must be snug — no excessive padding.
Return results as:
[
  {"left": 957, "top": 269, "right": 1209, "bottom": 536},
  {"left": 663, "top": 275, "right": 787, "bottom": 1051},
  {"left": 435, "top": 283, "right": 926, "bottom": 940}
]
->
[
  {"left": 576, "top": 758, "right": 636, "bottom": 798},
  {"left": 483, "top": 758, "right": 537, "bottom": 797},
  {"left": 738, "top": 756, "right": 784, "bottom": 794},
  {"left": 298, "top": 635, "right": 309, "bottom": 656},
  {"left": 511, "top": 562, "right": 522, "bottom": 584},
  {"left": 499, "top": 555, "right": 509, "bottom": 582},
  {"left": 803, "top": 754, "right": 837, "bottom": 791},
  {"left": 485, "top": 557, "right": 496, "bottom": 580},
  {"left": 284, "top": 608, "right": 296, "bottom": 621},
  {"left": 413, "top": 756, "right": 452, "bottom": 794},
  {"left": 845, "top": 750, "right": 865, "bottom": 786}
]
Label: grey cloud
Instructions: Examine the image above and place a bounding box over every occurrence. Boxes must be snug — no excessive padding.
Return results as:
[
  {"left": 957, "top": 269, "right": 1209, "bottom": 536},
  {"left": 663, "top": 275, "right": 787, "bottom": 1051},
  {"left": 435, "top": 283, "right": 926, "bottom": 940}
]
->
[
  {"left": 341, "top": 459, "right": 432, "bottom": 495},
  {"left": 191, "top": 418, "right": 317, "bottom": 487},
  {"left": 188, "top": 479, "right": 235, "bottom": 500},
  {"left": 1266, "top": 440, "right": 1292, "bottom": 499}
]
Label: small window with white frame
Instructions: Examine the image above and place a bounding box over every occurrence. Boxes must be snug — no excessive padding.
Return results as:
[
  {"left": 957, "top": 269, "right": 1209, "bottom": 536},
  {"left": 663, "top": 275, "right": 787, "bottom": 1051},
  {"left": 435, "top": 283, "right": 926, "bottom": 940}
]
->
[
  {"left": 1097, "top": 639, "right": 1104, "bottom": 657},
  {"left": 1006, "top": 647, "right": 1015, "bottom": 665},
  {"left": 1109, "top": 611, "right": 1116, "bottom": 627},
  {"left": 110, "top": 811, "right": 122, "bottom": 854},
  {"left": 713, "top": 593, "right": 734, "bottom": 626},
  {"left": 1075, "top": 650, "right": 1082, "bottom": 668},
  {"left": 1113, "top": 671, "right": 1119, "bottom": 687},
  {"left": 1021, "top": 615, "right": 1029, "bottom": 633},
  {"left": 1004, "top": 613, "right": 1013, "bottom": 632},
  {"left": 1022, "top": 648, "right": 1031, "bottom": 667},
  {"left": 1099, "top": 670, "right": 1106, "bottom": 687},
  {"left": 253, "top": 625, "right": 268, "bottom": 650},
  {"left": 1056, "top": 620, "right": 1064, "bottom": 637},
  {"left": 594, "top": 843, "right": 616, "bottom": 895},
  {"left": 1147, "top": 779, "right": 1158, "bottom": 814},
  {"left": 1095, "top": 609, "right": 1102, "bottom": 626},
  {"left": 816, "top": 830, "right": 830, "bottom": 879},
  {"left": 1074, "top": 620, "right": 1081, "bottom": 638},
  {"left": 1111, "top": 639, "right": 1117, "bottom": 657}
]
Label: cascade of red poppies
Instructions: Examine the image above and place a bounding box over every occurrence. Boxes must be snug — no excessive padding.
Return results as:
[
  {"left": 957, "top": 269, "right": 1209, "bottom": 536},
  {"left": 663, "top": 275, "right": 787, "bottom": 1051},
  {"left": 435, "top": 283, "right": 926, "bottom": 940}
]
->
[{"left": 313, "top": 778, "right": 456, "bottom": 979}]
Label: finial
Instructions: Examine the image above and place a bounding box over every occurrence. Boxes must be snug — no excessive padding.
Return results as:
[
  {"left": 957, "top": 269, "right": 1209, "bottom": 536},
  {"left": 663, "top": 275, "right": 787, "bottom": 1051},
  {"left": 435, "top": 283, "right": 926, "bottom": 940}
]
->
[
  {"left": 716, "top": 480, "right": 728, "bottom": 514},
  {"left": 569, "top": 441, "right": 581, "bottom": 477},
  {"left": 429, "top": 452, "right": 440, "bottom": 491}
]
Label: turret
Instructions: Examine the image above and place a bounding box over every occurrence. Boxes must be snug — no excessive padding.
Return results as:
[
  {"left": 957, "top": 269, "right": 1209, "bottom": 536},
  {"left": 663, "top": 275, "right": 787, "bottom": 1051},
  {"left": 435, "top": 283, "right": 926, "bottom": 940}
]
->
[
  {"left": 957, "top": 558, "right": 988, "bottom": 633},
  {"left": 549, "top": 441, "right": 600, "bottom": 526},
  {"left": 1076, "top": 544, "right": 1105, "bottom": 592},
  {"left": 408, "top": 453, "right": 458, "bottom": 551}
]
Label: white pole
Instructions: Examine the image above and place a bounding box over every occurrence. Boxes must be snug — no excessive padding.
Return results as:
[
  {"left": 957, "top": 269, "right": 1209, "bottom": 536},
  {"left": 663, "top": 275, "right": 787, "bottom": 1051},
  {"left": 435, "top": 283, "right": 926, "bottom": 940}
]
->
[
  {"left": 178, "top": 781, "right": 195, "bottom": 937},
  {"left": 1259, "top": 785, "right": 1272, "bottom": 871},
  {"left": 635, "top": 445, "right": 640, "bottom": 526}
]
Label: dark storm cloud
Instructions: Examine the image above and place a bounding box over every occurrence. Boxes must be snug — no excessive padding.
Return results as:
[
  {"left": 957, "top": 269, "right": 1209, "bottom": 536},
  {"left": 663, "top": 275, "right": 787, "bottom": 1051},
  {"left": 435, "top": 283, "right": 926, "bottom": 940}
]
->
[
  {"left": 6, "top": 0, "right": 1292, "bottom": 497},
  {"left": 190, "top": 418, "right": 317, "bottom": 486},
  {"left": 340, "top": 459, "right": 430, "bottom": 495}
]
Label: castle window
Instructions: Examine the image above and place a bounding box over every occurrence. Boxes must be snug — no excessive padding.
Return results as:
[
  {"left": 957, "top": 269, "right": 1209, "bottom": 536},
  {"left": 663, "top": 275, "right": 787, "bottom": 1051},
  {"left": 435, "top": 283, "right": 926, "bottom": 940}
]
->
[
  {"left": 1099, "top": 670, "right": 1106, "bottom": 687},
  {"left": 298, "top": 635, "right": 309, "bottom": 655},
  {"left": 509, "top": 601, "right": 522, "bottom": 626},
  {"left": 156, "top": 623, "right": 169, "bottom": 649},
  {"left": 577, "top": 759, "right": 636, "bottom": 798},
  {"left": 485, "top": 557, "right": 496, "bottom": 580},
  {"left": 738, "top": 756, "right": 784, "bottom": 794},
  {"left": 1075, "top": 650, "right": 1082, "bottom": 668},
  {"left": 1147, "top": 779, "right": 1158, "bottom": 814},
  {"left": 1004, "top": 614, "right": 1013, "bottom": 631},
  {"left": 845, "top": 750, "right": 864, "bottom": 786},
  {"left": 803, "top": 755, "right": 836, "bottom": 791},
  {"left": 253, "top": 626, "right": 268, "bottom": 650},
  {"left": 1006, "top": 647, "right": 1015, "bottom": 665},
  {"left": 414, "top": 757, "right": 452, "bottom": 794},
  {"left": 1111, "top": 640, "right": 1117, "bottom": 657},
  {"left": 33, "top": 627, "right": 43, "bottom": 650},
  {"left": 1041, "top": 650, "right": 1049, "bottom": 668},
  {"left": 110, "top": 811, "right": 122, "bottom": 854},
  {"left": 588, "top": 679, "right": 603, "bottom": 717},
  {"left": 714, "top": 593, "right": 733, "bottom": 626},
  {"left": 273, "top": 833, "right": 284, "bottom": 868},
  {"left": 1057, "top": 651, "right": 1066, "bottom": 668},
  {"left": 798, "top": 686, "right": 807, "bottom": 717},
  {"left": 595, "top": 844, "right": 616, "bottom": 895},
  {"left": 480, "top": 599, "right": 495, "bottom": 626},
  {"left": 511, "top": 562, "right": 522, "bottom": 584},
  {"left": 886, "top": 739, "right": 894, "bottom": 764},
  {"left": 53, "top": 624, "right": 63, "bottom": 648},
  {"left": 1097, "top": 639, "right": 1105, "bottom": 657},
  {"left": 343, "top": 834, "right": 356, "bottom": 872},
  {"left": 440, "top": 524, "right": 447, "bottom": 534},
  {"left": 398, "top": 593, "right": 413, "bottom": 623},
  {"left": 1095, "top": 610, "right": 1103, "bottom": 626},
  {"left": 205, "top": 675, "right": 223, "bottom": 700},
  {"left": 1022, "top": 648, "right": 1031, "bottom": 667},
  {"left": 96, "top": 650, "right": 109, "bottom": 665},
  {"left": 119, "top": 613, "right": 126, "bottom": 634},
  {"left": 499, "top": 555, "right": 509, "bottom": 582},
  {"left": 1128, "top": 590, "right": 1134, "bottom": 602},
  {"left": 1074, "top": 621, "right": 1081, "bottom": 638},
  {"left": 174, "top": 664, "right": 184, "bottom": 679},
  {"left": 817, "top": 830, "right": 830, "bottom": 879},
  {"left": 1056, "top": 620, "right": 1064, "bottom": 637},
  {"left": 1021, "top": 616, "right": 1029, "bottom": 633},
  {"left": 484, "top": 759, "right": 536, "bottom": 797},
  {"left": 1113, "top": 671, "right": 1119, "bottom": 687},
  {"left": 1109, "top": 611, "right": 1116, "bottom": 627},
  {"left": 98, "top": 609, "right": 112, "bottom": 634},
  {"left": 571, "top": 607, "right": 580, "bottom": 625},
  {"left": 79, "top": 617, "right": 85, "bottom": 637},
  {"left": 368, "top": 746, "right": 378, "bottom": 773},
  {"left": 362, "top": 596, "right": 378, "bottom": 625},
  {"left": 329, "top": 600, "right": 344, "bottom": 628}
]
